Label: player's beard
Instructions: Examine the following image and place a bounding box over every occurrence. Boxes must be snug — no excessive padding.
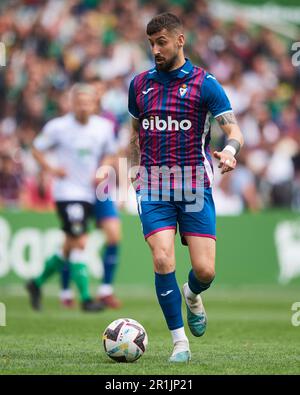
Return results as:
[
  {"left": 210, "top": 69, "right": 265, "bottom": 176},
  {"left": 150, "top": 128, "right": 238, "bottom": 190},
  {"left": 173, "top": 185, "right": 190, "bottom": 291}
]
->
[{"left": 155, "top": 52, "right": 179, "bottom": 72}]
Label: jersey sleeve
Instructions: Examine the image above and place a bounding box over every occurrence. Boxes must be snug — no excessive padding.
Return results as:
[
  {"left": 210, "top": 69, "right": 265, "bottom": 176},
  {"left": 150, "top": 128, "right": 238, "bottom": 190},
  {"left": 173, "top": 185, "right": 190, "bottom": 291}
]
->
[
  {"left": 33, "top": 120, "right": 59, "bottom": 151},
  {"left": 128, "top": 79, "right": 139, "bottom": 119},
  {"left": 201, "top": 73, "right": 233, "bottom": 118}
]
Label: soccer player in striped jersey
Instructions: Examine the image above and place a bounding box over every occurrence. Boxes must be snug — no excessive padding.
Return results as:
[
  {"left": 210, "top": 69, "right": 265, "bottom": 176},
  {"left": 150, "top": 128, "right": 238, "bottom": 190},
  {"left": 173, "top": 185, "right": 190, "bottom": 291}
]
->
[{"left": 128, "top": 13, "right": 244, "bottom": 362}]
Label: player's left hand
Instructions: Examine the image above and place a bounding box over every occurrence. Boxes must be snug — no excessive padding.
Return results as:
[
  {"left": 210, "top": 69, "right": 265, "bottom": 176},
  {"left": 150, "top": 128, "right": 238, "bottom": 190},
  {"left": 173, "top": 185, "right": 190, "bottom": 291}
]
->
[{"left": 213, "top": 150, "right": 237, "bottom": 174}]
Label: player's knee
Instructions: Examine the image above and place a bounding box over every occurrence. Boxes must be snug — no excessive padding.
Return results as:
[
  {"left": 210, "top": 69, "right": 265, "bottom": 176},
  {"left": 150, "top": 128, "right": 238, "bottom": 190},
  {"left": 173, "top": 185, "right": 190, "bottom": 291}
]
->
[
  {"left": 108, "top": 236, "right": 121, "bottom": 245},
  {"left": 194, "top": 267, "right": 215, "bottom": 283},
  {"left": 153, "top": 248, "right": 174, "bottom": 273},
  {"left": 102, "top": 220, "right": 121, "bottom": 244},
  {"left": 106, "top": 230, "right": 121, "bottom": 245}
]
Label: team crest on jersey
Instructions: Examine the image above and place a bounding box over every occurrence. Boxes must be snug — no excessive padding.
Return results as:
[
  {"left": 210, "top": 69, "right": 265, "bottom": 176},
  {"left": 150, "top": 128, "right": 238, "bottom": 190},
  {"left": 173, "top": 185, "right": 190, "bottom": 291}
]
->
[{"left": 179, "top": 84, "right": 188, "bottom": 98}]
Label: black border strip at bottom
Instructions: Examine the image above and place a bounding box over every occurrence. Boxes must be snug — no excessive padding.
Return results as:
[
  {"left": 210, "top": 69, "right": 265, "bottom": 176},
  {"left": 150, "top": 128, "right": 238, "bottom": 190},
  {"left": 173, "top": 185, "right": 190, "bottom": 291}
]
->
[{"left": 0, "top": 375, "right": 298, "bottom": 391}]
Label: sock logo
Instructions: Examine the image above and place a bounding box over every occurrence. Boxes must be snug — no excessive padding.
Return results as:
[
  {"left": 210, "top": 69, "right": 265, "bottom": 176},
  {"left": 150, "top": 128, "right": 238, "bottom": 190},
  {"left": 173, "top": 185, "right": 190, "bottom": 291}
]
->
[{"left": 160, "top": 290, "right": 173, "bottom": 297}]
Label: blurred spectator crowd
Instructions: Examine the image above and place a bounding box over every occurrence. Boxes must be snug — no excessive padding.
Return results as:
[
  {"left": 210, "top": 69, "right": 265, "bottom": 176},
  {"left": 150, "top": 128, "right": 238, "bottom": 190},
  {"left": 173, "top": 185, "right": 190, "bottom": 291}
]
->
[{"left": 0, "top": 0, "right": 300, "bottom": 214}]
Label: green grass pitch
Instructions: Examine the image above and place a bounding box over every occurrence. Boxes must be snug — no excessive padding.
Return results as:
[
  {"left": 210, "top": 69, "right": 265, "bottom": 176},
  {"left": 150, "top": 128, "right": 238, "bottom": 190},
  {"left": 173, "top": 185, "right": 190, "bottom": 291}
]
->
[{"left": 0, "top": 285, "right": 299, "bottom": 375}]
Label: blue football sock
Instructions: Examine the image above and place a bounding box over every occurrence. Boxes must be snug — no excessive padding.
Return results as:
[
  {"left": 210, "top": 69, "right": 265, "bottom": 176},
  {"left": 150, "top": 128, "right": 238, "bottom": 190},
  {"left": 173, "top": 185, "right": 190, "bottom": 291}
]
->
[
  {"left": 188, "top": 269, "right": 214, "bottom": 294},
  {"left": 61, "top": 262, "right": 71, "bottom": 290},
  {"left": 102, "top": 244, "right": 119, "bottom": 285},
  {"left": 155, "top": 271, "right": 183, "bottom": 330}
]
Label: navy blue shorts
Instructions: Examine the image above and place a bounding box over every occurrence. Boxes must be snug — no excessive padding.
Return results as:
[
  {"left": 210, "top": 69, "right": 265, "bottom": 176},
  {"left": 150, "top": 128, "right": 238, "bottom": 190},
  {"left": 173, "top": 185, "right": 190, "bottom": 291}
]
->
[
  {"left": 94, "top": 198, "right": 119, "bottom": 224},
  {"left": 136, "top": 188, "right": 216, "bottom": 245}
]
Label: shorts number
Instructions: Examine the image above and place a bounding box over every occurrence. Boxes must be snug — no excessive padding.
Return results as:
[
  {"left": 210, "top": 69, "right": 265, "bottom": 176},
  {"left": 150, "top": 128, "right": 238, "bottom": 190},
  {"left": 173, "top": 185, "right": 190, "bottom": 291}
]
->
[{"left": 66, "top": 203, "right": 84, "bottom": 221}]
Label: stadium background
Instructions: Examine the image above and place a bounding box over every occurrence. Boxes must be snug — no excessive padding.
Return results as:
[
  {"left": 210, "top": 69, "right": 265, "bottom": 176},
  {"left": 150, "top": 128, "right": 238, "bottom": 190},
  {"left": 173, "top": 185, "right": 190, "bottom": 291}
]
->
[{"left": 0, "top": 0, "right": 300, "bottom": 375}]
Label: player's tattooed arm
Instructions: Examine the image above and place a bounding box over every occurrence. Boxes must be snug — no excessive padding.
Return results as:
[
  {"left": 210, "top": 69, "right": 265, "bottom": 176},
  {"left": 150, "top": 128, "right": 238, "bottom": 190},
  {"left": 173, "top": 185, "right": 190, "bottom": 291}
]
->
[
  {"left": 129, "top": 118, "right": 140, "bottom": 167},
  {"left": 129, "top": 118, "right": 141, "bottom": 187},
  {"left": 214, "top": 111, "right": 244, "bottom": 174},
  {"left": 216, "top": 112, "right": 238, "bottom": 126},
  {"left": 215, "top": 112, "right": 243, "bottom": 145}
]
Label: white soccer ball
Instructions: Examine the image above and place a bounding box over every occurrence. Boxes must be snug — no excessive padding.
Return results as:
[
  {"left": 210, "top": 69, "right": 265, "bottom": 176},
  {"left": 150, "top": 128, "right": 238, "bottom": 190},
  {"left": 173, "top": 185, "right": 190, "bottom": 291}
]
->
[{"left": 102, "top": 318, "right": 148, "bottom": 362}]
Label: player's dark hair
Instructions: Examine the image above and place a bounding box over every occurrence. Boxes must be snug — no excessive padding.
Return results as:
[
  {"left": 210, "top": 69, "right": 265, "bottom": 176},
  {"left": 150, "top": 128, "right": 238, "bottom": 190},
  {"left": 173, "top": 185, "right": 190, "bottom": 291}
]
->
[{"left": 146, "top": 13, "right": 183, "bottom": 36}]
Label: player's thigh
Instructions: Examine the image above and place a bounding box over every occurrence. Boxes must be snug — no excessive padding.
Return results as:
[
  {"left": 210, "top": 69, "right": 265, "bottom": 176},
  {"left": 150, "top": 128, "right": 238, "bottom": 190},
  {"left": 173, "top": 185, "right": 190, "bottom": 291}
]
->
[
  {"left": 100, "top": 217, "right": 121, "bottom": 244},
  {"left": 136, "top": 192, "right": 177, "bottom": 240},
  {"left": 177, "top": 188, "right": 216, "bottom": 279},
  {"left": 65, "top": 233, "right": 88, "bottom": 250},
  {"left": 177, "top": 188, "right": 216, "bottom": 246},
  {"left": 135, "top": 194, "right": 177, "bottom": 273},
  {"left": 185, "top": 235, "right": 216, "bottom": 280},
  {"left": 147, "top": 229, "right": 176, "bottom": 274}
]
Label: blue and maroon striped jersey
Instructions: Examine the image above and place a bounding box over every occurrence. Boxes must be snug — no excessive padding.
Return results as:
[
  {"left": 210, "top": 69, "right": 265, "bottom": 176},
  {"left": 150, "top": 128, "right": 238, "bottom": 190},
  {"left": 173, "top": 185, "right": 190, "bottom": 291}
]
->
[{"left": 128, "top": 59, "right": 232, "bottom": 189}]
